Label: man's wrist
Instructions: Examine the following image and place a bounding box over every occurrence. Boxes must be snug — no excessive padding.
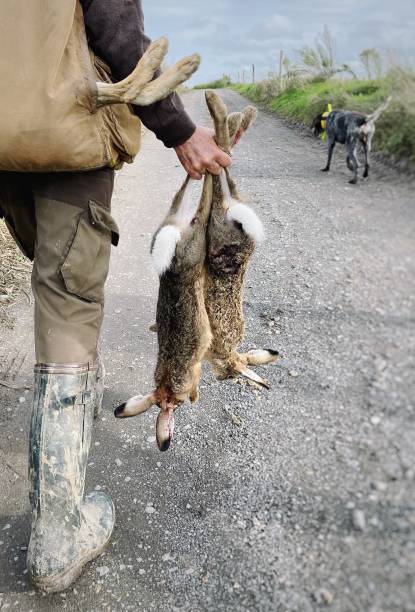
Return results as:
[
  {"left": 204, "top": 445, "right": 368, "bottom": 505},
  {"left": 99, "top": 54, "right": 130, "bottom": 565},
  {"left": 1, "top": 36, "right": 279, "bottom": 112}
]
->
[{"left": 161, "top": 112, "right": 196, "bottom": 149}]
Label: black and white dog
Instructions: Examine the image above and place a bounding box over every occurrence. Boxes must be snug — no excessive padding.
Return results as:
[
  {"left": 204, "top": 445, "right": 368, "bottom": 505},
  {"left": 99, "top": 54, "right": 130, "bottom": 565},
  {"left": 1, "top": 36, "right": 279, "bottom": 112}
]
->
[{"left": 311, "top": 97, "right": 392, "bottom": 184}]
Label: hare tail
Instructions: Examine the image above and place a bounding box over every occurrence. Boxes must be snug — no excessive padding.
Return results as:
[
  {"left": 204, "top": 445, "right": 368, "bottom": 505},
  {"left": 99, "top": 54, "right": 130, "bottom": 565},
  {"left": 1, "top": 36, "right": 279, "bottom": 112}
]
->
[
  {"left": 228, "top": 204, "right": 265, "bottom": 243},
  {"left": 152, "top": 225, "right": 181, "bottom": 275}
]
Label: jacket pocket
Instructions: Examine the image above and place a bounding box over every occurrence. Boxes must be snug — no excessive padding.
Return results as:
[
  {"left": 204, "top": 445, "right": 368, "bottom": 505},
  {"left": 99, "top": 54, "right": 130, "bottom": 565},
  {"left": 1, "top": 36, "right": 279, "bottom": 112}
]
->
[{"left": 60, "top": 200, "right": 119, "bottom": 303}]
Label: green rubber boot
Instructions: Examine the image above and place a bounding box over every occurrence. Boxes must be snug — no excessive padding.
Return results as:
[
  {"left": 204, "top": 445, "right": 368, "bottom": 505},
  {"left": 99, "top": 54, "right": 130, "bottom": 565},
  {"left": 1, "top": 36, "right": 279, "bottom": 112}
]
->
[{"left": 27, "top": 363, "right": 115, "bottom": 593}]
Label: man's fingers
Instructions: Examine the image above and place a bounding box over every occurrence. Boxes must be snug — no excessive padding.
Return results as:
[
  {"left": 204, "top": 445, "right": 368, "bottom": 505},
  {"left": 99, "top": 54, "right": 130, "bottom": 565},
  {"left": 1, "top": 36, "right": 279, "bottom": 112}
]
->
[
  {"left": 216, "top": 149, "right": 232, "bottom": 168},
  {"left": 187, "top": 166, "right": 203, "bottom": 180},
  {"left": 179, "top": 156, "right": 203, "bottom": 180},
  {"left": 187, "top": 164, "right": 203, "bottom": 180},
  {"left": 206, "top": 161, "right": 222, "bottom": 175}
]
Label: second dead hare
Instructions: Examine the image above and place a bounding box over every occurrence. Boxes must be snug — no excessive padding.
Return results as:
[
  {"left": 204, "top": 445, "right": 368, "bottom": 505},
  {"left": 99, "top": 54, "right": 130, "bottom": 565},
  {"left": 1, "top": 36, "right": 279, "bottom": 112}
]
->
[{"left": 115, "top": 91, "right": 279, "bottom": 451}]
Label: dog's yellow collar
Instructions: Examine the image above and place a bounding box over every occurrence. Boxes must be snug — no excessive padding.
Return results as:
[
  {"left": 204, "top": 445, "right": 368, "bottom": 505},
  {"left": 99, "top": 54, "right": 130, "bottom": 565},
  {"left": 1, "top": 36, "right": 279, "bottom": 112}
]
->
[{"left": 320, "top": 103, "right": 332, "bottom": 140}]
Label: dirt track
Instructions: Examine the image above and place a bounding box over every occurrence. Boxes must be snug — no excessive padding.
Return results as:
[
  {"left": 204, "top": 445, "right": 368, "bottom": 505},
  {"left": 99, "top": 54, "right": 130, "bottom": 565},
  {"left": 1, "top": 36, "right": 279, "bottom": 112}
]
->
[{"left": 0, "top": 89, "right": 414, "bottom": 611}]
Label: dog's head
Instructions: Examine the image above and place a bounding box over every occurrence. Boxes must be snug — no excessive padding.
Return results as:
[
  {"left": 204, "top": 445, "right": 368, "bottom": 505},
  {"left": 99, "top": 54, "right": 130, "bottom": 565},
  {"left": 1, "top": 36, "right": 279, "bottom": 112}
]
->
[{"left": 311, "top": 113, "right": 325, "bottom": 137}]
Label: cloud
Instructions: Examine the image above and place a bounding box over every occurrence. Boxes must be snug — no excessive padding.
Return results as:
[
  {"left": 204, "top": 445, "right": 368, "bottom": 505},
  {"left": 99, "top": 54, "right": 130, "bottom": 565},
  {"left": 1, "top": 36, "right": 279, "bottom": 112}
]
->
[
  {"left": 263, "top": 14, "right": 291, "bottom": 34},
  {"left": 142, "top": 0, "right": 415, "bottom": 84}
]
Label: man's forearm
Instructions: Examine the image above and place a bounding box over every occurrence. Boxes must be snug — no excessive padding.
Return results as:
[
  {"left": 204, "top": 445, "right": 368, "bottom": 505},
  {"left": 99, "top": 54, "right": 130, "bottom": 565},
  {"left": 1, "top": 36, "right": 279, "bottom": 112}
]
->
[{"left": 80, "top": 0, "right": 196, "bottom": 147}]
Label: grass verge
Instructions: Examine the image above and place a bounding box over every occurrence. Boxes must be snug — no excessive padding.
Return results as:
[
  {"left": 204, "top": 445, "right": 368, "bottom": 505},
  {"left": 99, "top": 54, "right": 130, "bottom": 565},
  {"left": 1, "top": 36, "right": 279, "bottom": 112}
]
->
[{"left": 232, "top": 70, "right": 415, "bottom": 167}]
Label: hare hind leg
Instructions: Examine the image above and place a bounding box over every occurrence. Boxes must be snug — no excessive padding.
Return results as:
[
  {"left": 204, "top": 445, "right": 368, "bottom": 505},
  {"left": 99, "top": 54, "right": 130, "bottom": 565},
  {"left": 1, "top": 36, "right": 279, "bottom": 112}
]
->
[
  {"left": 135, "top": 54, "right": 201, "bottom": 106},
  {"left": 236, "top": 364, "right": 270, "bottom": 389},
  {"left": 189, "top": 363, "right": 202, "bottom": 403},
  {"left": 211, "top": 352, "right": 271, "bottom": 389},
  {"left": 233, "top": 349, "right": 279, "bottom": 389}
]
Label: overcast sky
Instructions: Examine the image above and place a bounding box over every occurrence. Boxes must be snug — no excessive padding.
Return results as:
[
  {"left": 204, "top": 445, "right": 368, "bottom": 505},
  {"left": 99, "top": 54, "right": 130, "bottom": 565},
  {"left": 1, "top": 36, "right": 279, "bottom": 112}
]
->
[{"left": 143, "top": 0, "right": 414, "bottom": 84}]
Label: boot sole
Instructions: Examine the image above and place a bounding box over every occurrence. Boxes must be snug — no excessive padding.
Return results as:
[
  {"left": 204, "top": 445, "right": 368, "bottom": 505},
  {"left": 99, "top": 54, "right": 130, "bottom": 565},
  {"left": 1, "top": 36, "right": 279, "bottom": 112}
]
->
[{"left": 29, "top": 522, "right": 114, "bottom": 594}]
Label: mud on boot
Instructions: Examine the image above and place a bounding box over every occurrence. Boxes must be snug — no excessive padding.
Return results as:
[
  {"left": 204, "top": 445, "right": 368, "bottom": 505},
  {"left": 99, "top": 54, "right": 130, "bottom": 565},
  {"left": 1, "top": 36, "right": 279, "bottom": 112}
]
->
[{"left": 27, "top": 363, "right": 115, "bottom": 593}]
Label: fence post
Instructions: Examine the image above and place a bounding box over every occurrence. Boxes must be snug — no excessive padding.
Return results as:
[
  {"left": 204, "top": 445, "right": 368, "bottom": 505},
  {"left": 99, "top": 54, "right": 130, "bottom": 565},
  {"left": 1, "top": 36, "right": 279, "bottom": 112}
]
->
[
  {"left": 252, "top": 64, "right": 255, "bottom": 83},
  {"left": 279, "top": 50, "right": 284, "bottom": 89}
]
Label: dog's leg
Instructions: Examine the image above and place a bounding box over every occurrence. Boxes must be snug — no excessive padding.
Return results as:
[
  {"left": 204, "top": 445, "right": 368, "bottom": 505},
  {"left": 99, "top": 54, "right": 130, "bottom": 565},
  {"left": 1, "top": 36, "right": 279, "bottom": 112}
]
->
[
  {"left": 347, "top": 138, "right": 359, "bottom": 184},
  {"left": 362, "top": 137, "right": 371, "bottom": 178},
  {"left": 321, "top": 140, "right": 335, "bottom": 172}
]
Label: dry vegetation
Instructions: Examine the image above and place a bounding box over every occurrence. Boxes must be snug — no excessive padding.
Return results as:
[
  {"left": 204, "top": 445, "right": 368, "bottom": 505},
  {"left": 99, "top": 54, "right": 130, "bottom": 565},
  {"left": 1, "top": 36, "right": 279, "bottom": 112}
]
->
[{"left": 0, "top": 220, "right": 32, "bottom": 327}]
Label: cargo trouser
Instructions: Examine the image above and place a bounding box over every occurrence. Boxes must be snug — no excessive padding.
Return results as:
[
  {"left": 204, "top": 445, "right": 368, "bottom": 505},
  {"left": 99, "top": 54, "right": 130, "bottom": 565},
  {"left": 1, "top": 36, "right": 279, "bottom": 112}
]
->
[{"left": 0, "top": 169, "right": 118, "bottom": 364}]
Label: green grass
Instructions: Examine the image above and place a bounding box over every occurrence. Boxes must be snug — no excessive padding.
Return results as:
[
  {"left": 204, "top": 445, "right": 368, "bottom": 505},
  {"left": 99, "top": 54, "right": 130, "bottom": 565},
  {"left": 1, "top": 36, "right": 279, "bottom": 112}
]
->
[
  {"left": 231, "top": 72, "right": 415, "bottom": 167},
  {"left": 193, "top": 76, "right": 231, "bottom": 90}
]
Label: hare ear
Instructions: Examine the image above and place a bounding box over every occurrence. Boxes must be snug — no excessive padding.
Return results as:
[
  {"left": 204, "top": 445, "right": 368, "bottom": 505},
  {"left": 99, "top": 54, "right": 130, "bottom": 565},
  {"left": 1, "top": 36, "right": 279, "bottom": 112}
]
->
[
  {"left": 114, "top": 392, "right": 157, "bottom": 418},
  {"left": 156, "top": 406, "right": 175, "bottom": 452},
  {"left": 205, "top": 90, "right": 231, "bottom": 152}
]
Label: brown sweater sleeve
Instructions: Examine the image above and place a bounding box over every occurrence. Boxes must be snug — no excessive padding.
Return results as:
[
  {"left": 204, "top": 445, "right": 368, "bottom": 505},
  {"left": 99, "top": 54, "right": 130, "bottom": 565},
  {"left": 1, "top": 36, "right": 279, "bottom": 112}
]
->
[{"left": 80, "top": 0, "right": 196, "bottom": 148}]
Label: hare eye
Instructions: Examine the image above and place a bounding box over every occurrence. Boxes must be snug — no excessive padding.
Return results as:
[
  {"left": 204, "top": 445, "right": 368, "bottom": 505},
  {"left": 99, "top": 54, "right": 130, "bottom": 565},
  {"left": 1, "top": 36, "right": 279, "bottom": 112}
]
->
[{"left": 191, "top": 216, "right": 198, "bottom": 226}]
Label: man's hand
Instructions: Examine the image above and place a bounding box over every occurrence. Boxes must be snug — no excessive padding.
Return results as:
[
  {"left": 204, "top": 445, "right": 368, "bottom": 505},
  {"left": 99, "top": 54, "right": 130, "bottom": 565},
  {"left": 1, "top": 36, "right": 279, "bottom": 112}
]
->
[{"left": 174, "top": 126, "right": 232, "bottom": 180}]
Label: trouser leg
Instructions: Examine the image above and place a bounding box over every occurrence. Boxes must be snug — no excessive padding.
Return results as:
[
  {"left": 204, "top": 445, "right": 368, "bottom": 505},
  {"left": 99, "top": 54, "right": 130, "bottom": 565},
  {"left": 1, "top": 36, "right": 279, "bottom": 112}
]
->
[
  {"left": 32, "top": 195, "right": 114, "bottom": 364},
  {"left": 27, "top": 189, "right": 119, "bottom": 591},
  {"left": 2, "top": 170, "right": 118, "bottom": 592}
]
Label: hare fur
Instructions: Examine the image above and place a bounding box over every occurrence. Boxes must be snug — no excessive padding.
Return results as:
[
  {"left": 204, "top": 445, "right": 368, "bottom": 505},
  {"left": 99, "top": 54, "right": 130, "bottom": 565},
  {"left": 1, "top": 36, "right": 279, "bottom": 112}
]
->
[
  {"left": 204, "top": 91, "right": 279, "bottom": 387},
  {"left": 115, "top": 175, "right": 212, "bottom": 451}
]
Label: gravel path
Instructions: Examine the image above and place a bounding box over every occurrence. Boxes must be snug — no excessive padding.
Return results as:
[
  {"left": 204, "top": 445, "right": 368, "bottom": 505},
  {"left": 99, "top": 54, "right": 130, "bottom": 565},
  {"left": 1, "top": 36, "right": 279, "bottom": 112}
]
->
[{"left": 0, "top": 89, "right": 414, "bottom": 612}]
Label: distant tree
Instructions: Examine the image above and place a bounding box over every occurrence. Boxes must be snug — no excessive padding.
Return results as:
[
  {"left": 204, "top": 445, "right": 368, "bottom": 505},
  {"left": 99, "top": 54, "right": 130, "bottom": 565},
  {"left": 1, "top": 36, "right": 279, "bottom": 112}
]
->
[
  {"left": 359, "top": 48, "right": 382, "bottom": 79},
  {"left": 297, "top": 25, "right": 336, "bottom": 77},
  {"left": 297, "top": 26, "right": 354, "bottom": 79}
]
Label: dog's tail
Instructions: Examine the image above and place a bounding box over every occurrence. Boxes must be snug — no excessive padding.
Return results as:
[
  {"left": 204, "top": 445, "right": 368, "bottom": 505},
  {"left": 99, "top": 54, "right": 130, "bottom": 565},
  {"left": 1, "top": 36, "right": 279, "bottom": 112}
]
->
[{"left": 363, "top": 96, "right": 392, "bottom": 126}]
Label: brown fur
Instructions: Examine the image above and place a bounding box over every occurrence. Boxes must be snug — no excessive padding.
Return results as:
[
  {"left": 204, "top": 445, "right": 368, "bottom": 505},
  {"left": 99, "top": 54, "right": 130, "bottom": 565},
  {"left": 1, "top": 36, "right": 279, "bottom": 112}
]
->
[
  {"left": 115, "top": 172, "right": 213, "bottom": 450},
  {"left": 115, "top": 92, "right": 276, "bottom": 449},
  {"left": 203, "top": 91, "right": 278, "bottom": 385},
  {"left": 204, "top": 172, "right": 255, "bottom": 380},
  {"left": 152, "top": 173, "right": 213, "bottom": 406}
]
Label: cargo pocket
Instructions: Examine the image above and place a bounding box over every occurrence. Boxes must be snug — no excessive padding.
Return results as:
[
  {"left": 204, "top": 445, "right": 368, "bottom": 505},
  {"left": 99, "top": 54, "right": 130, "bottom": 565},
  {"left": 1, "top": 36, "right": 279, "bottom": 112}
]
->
[{"left": 60, "top": 200, "right": 119, "bottom": 303}]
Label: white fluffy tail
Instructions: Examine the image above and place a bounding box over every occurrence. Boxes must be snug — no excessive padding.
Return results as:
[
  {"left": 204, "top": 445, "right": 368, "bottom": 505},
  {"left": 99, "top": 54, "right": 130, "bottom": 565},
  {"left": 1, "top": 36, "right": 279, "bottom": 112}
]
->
[
  {"left": 152, "top": 225, "right": 181, "bottom": 275},
  {"left": 364, "top": 95, "right": 392, "bottom": 125},
  {"left": 228, "top": 203, "right": 265, "bottom": 243}
]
